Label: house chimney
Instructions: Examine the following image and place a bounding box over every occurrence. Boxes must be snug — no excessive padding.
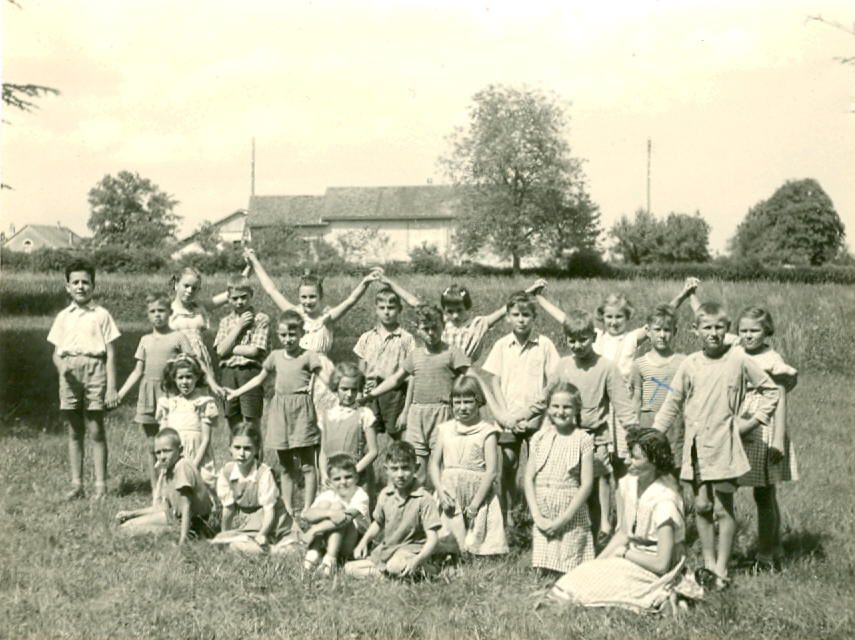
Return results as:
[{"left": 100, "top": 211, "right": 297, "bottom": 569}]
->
[
  {"left": 8, "top": 224, "right": 15, "bottom": 236},
  {"left": 57, "top": 220, "right": 62, "bottom": 228}
]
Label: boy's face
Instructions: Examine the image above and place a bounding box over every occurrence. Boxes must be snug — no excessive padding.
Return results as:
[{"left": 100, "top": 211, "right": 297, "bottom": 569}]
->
[
  {"left": 328, "top": 466, "right": 358, "bottom": 497},
  {"left": 228, "top": 290, "right": 251, "bottom": 313},
  {"left": 154, "top": 436, "right": 181, "bottom": 471},
  {"left": 385, "top": 459, "right": 417, "bottom": 492},
  {"left": 566, "top": 331, "right": 596, "bottom": 360},
  {"left": 375, "top": 298, "right": 401, "bottom": 327},
  {"left": 507, "top": 304, "right": 535, "bottom": 337},
  {"left": 147, "top": 301, "right": 169, "bottom": 329},
  {"left": 277, "top": 323, "right": 303, "bottom": 350},
  {"left": 416, "top": 320, "right": 442, "bottom": 348},
  {"left": 65, "top": 270, "right": 94, "bottom": 305},
  {"left": 443, "top": 301, "right": 468, "bottom": 326},
  {"left": 646, "top": 320, "right": 675, "bottom": 353},
  {"left": 695, "top": 313, "right": 729, "bottom": 355}
]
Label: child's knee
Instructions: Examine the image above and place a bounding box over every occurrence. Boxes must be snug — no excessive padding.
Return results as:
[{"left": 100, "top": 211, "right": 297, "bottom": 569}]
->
[
  {"left": 713, "top": 493, "right": 735, "bottom": 521},
  {"left": 87, "top": 421, "right": 107, "bottom": 442}
]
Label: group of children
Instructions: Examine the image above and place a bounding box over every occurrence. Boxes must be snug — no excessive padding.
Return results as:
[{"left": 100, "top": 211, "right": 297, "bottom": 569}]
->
[{"left": 49, "top": 253, "right": 798, "bottom": 591}]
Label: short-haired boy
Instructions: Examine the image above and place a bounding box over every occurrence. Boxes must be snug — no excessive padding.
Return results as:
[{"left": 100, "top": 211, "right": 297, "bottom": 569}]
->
[
  {"left": 363, "top": 305, "right": 470, "bottom": 485},
  {"left": 482, "top": 291, "right": 558, "bottom": 523},
  {"left": 629, "top": 304, "right": 686, "bottom": 473},
  {"left": 653, "top": 302, "right": 779, "bottom": 588},
  {"left": 345, "top": 442, "right": 442, "bottom": 578},
  {"left": 115, "top": 428, "right": 214, "bottom": 545},
  {"left": 353, "top": 286, "right": 416, "bottom": 440},
  {"left": 301, "top": 453, "right": 371, "bottom": 575},
  {"left": 518, "top": 310, "right": 638, "bottom": 544},
  {"left": 48, "top": 260, "right": 121, "bottom": 500},
  {"left": 214, "top": 275, "right": 271, "bottom": 430}
]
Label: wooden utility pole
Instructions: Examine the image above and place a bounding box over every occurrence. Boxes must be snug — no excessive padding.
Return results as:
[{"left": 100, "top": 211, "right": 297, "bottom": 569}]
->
[
  {"left": 646, "top": 138, "right": 652, "bottom": 214},
  {"left": 251, "top": 137, "right": 256, "bottom": 197}
]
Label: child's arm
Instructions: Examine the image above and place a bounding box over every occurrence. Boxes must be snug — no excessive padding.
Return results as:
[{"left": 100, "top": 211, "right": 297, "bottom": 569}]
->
[
  {"left": 356, "top": 422, "right": 379, "bottom": 475},
  {"left": 528, "top": 281, "right": 567, "bottom": 326},
  {"left": 428, "top": 439, "right": 453, "bottom": 513},
  {"left": 628, "top": 362, "right": 643, "bottom": 422},
  {"left": 215, "top": 312, "right": 255, "bottom": 358},
  {"left": 105, "top": 341, "right": 118, "bottom": 408},
  {"left": 116, "top": 360, "right": 145, "bottom": 406},
  {"left": 326, "top": 271, "right": 382, "bottom": 324},
  {"left": 482, "top": 304, "right": 508, "bottom": 329},
  {"left": 606, "top": 364, "right": 640, "bottom": 432},
  {"left": 221, "top": 504, "right": 236, "bottom": 532},
  {"left": 243, "top": 248, "right": 298, "bottom": 313},
  {"left": 464, "top": 433, "right": 499, "bottom": 519},
  {"left": 226, "top": 369, "right": 269, "bottom": 399},
  {"left": 396, "top": 380, "right": 413, "bottom": 432},
  {"left": 668, "top": 277, "right": 700, "bottom": 311},
  {"left": 115, "top": 504, "right": 160, "bottom": 523},
  {"left": 176, "top": 490, "right": 193, "bottom": 544},
  {"left": 737, "top": 361, "right": 780, "bottom": 437},
  {"left": 378, "top": 273, "right": 422, "bottom": 307},
  {"left": 615, "top": 328, "right": 647, "bottom": 379},
  {"left": 363, "top": 368, "right": 409, "bottom": 399},
  {"left": 352, "top": 520, "right": 382, "bottom": 558},
  {"left": 523, "top": 444, "right": 548, "bottom": 532},
  {"left": 542, "top": 446, "right": 594, "bottom": 537},
  {"left": 52, "top": 347, "right": 65, "bottom": 375},
  {"left": 400, "top": 528, "right": 438, "bottom": 576},
  {"left": 769, "top": 384, "right": 787, "bottom": 463},
  {"left": 652, "top": 363, "right": 688, "bottom": 434}
]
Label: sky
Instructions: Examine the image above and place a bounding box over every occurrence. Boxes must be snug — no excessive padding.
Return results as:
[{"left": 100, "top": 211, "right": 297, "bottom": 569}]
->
[{"left": 2, "top": 0, "right": 853, "bottom": 254}]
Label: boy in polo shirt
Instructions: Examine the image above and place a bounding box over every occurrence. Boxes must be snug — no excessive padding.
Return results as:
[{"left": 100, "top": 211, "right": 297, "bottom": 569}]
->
[
  {"left": 353, "top": 286, "right": 416, "bottom": 440},
  {"left": 214, "top": 275, "right": 271, "bottom": 430},
  {"left": 345, "top": 441, "right": 441, "bottom": 578},
  {"left": 48, "top": 259, "right": 121, "bottom": 500},
  {"left": 482, "top": 291, "right": 558, "bottom": 523}
]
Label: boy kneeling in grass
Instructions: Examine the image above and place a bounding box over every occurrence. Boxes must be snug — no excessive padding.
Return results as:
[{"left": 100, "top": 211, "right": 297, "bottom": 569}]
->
[{"left": 345, "top": 441, "right": 442, "bottom": 578}]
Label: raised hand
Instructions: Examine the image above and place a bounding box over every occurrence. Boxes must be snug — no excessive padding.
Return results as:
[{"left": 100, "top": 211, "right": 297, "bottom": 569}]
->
[{"left": 526, "top": 278, "right": 548, "bottom": 295}]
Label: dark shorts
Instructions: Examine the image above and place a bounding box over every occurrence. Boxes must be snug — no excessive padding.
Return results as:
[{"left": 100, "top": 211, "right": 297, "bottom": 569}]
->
[
  {"left": 221, "top": 364, "right": 263, "bottom": 418},
  {"left": 367, "top": 379, "right": 407, "bottom": 434}
]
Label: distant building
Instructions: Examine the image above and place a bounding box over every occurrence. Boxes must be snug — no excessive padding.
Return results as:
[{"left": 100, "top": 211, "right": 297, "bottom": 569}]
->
[
  {"left": 248, "top": 185, "right": 461, "bottom": 262},
  {"left": 171, "top": 210, "right": 249, "bottom": 259},
  {"left": 3, "top": 224, "right": 83, "bottom": 253}
]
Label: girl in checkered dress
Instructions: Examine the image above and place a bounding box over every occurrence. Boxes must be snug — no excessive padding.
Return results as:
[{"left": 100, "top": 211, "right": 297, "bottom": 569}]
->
[
  {"left": 735, "top": 306, "right": 799, "bottom": 571},
  {"left": 524, "top": 381, "right": 595, "bottom": 574}
]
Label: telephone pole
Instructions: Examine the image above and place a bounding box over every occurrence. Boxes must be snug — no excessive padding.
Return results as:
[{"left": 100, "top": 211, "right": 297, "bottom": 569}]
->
[
  {"left": 251, "top": 137, "right": 256, "bottom": 197},
  {"left": 646, "top": 138, "right": 652, "bottom": 214}
]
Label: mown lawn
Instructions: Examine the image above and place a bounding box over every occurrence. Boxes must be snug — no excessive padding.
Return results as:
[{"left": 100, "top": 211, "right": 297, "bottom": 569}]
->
[{"left": 1, "top": 273, "right": 853, "bottom": 639}]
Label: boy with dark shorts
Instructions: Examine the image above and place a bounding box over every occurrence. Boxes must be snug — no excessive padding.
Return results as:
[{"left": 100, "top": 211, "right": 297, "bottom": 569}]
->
[
  {"left": 353, "top": 286, "right": 415, "bottom": 440},
  {"left": 215, "top": 275, "right": 271, "bottom": 430},
  {"left": 48, "top": 259, "right": 120, "bottom": 500}
]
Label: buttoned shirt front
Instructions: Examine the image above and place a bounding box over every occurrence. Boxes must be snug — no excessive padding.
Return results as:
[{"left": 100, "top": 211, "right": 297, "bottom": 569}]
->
[
  {"left": 482, "top": 332, "right": 559, "bottom": 413},
  {"left": 353, "top": 324, "right": 416, "bottom": 379},
  {"left": 372, "top": 483, "right": 441, "bottom": 547},
  {"left": 214, "top": 309, "right": 271, "bottom": 368},
  {"left": 47, "top": 302, "right": 121, "bottom": 357}
]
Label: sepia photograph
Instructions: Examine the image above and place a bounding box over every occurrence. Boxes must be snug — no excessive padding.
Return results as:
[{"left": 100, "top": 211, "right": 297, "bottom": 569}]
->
[{"left": 1, "top": 1, "right": 853, "bottom": 638}]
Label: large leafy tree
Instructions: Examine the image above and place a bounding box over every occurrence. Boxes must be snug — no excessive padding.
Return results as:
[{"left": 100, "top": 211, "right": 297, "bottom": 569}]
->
[
  {"left": 87, "top": 171, "right": 180, "bottom": 248},
  {"left": 729, "top": 179, "right": 845, "bottom": 266},
  {"left": 610, "top": 210, "right": 710, "bottom": 264},
  {"left": 440, "top": 85, "right": 600, "bottom": 272}
]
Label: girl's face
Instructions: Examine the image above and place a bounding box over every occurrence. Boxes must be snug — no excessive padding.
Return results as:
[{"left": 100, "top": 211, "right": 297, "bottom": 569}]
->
[
  {"left": 602, "top": 305, "right": 628, "bottom": 336},
  {"left": 174, "top": 367, "right": 198, "bottom": 396},
  {"left": 452, "top": 394, "right": 480, "bottom": 424},
  {"left": 277, "top": 323, "right": 303, "bottom": 351},
  {"left": 298, "top": 285, "right": 321, "bottom": 314},
  {"left": 628, "top": 444, "right": 655, "bottom": 477},
  {"left": 336, "top": 376, "right": 361, "bottom": 407},
  {"left": 176, "top": 274, "right": 201, "bottom": 304},
  {"left": 328, "top": 466, "right": 357, "bottom": 498},
  {"left": 230, "top": 435, "right": 258, "bottom": 470},
  {"left": 147, "top": 300, "right": 169, "bottom": 330},
  {"left": 738, "top": 317, "right": 767, "bottom": 353},
  {"left": 547, "top": 391, "right": 579, "bottom": 430},
  {"left": 443, "top": 301, "right": 469, "bottom": 327}
]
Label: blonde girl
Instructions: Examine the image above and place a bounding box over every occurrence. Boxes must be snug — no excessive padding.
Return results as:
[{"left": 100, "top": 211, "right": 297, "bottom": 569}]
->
[
  {"left": 524, "top": 381, "right": 595, "bottom": 574},
  {"left": 736, "top": 306, "right": 799, "bottom": 572},
  {"left": 428, "top": 376, "right": 507, "bottom": 556},
  {"left": 115, "top": 293, "right": 194, "bottom": 491},
  {"left": 211, "top": 423, "right": 293, "bottom": 553},
  {"left": 157, "top": 353, "right": 218, "bottom": 490}
]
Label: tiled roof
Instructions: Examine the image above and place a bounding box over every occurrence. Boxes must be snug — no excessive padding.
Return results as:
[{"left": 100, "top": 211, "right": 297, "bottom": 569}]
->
[
  {"left": 4, "top": 224, "right": 83, "bottom": 247},
  {"left": 247, "top": 185, "right": 459, "bottom": 227}
]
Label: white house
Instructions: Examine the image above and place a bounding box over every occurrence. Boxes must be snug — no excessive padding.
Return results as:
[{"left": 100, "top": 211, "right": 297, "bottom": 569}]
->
[
  {"left": 3, "top": 224, "right": 83, "bottom": 253},
  {"left": 171, "top": 210, "right": 249, "bottom": 259}
]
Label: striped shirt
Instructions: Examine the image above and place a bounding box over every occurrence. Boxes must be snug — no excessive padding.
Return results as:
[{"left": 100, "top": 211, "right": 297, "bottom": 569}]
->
[
  {"left": 443, "top": 315, "right": 492, "bottom": 362},
  {"left": 353, "top": 324, "right": 416, "bottom": 380},
  {"left": 402, "top": 343, "right": 470, "bottom": 404}
]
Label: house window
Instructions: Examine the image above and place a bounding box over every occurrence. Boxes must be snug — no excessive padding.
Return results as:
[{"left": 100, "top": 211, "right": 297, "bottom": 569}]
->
[{"left": 22, "top": 239, "right": 34, "bottom": 254}]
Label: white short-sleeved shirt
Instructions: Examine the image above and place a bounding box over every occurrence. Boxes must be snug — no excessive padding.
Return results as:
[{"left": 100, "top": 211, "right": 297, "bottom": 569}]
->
[
  {"left": 318, "top": 404, "right": 376, "bottom": 433},
  {"left": 216, "top": 461, "right": 278, "bottom": 509},
  {"left": 310, "top": 487, "right": 370, "bottom": 521},
  {"left": 47, "top": 302, "right": 121, "bottom": 356},
  {"left": 483, "top": 332, "right": 559, "bottom": 414}
]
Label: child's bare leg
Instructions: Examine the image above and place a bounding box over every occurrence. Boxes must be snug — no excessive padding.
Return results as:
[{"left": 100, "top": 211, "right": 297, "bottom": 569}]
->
[
  {"left": 120, "top": 510, "right": 169, "bottom": 536},
  {"left": 753, "top": 486, "right": 779, "bottom": 562},
  {"left": 694, "top": 483, "right": 717, "bottom": 572},
  {"left": 296, "top": 446, "right": 318, "bottom": 515},
  {"left": 713, "top": 489, "right": 736, "bottom": 579},
  {"left": 598, "top": 475, "right": 612, "bottom": 535},
  {"left": 143, "top": 429, "right": 157, "bottom": 493},
  {"left": 87, "top": 411, "right": 108, "bottom": 495},
  {"left": 65, "top": 410, "right": 86, "bottom": 496},
  {"left": 344, "top": 558, "right": 382, "bottom": 578},
  {"left": 277, "top": 450, "right": 296, "bottom": 515},
  {"left": 417, "top": 454, "right": 430, "bottom": 488},
  {"left": 302, "top": 518, "right": 337, "bottom": 544},
  {"left": 324, "top": 530, "right": 344, "bottom": 562},
  {"left": 499, "top": 441, "right": 520, "bottom": 524}
]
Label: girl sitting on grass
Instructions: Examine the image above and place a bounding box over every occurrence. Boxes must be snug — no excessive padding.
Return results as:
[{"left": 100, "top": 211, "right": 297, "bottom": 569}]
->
[
  {"left": 524, "top": 381, "right": 595, "bottom": 575},
  {"left": 429, "top": 375, "right": 507, "bottom": 556},
  {"left": 156, "top": 354, "right": 218, "bottom": 491}
]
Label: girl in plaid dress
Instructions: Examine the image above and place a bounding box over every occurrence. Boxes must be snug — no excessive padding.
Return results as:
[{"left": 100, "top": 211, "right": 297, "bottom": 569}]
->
[
  {"left": 736, "top": 307, "right": 799, "bottom": 571},
  {"left": 524, "top": 381, "right": 595, "bottom": 573}
]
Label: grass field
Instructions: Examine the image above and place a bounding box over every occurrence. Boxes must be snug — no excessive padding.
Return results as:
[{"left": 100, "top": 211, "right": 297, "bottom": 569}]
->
[{"left": 1, "top": 272, "right": 853, "bottom": 639}]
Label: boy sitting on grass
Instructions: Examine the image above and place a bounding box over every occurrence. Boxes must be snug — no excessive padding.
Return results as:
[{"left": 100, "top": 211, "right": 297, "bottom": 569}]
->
[{"left": 345, "top": 441, "right": 442, "bottom": 578}]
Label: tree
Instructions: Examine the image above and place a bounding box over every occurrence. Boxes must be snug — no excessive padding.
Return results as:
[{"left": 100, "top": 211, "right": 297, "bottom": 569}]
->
[
  {"left": 610, "top": 210, "right": 710, "bottom": 264},
  {"left": 251, "top": 220, "right": 313, "bottom": 263},
  {"left": 87, "top": 171, "right": 180, "bottom": 249},
  {"left": 333, "top": 227, "right": 392, "bottom": 265},
  {"left": 729, "top": 178, "right": 845, "bottom": 266},
  {"left": 440, "top": 85, "right": 600, "bottom": 273},
  {"left": 192, "top": 220, "right": 222, "bottom": 253}
]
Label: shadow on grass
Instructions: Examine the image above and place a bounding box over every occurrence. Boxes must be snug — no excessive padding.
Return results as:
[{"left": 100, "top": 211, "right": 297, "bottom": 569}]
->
[
  {"left": 116, "top": 476, "right": 153, "bottom": 497},
  {"left": 781, "top": 528, "right": 827, "bottom": 562}
]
